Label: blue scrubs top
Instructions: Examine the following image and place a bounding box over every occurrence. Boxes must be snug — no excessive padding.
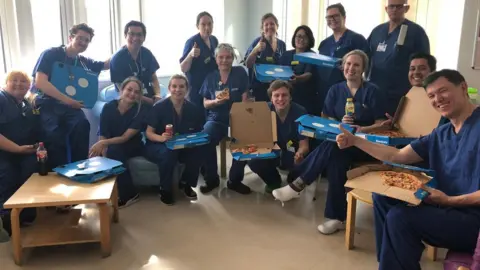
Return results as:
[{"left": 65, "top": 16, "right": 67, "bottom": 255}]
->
[
  {"left": 200, "top": 66, "right": 249, "bottom": 125},
  {"left": 99, "top": 100, "right": 148, "bottom": 149},
  {"left": 367, "top": 20, "right": 430, "bottom": 101},
  {"left": 110, "top": 46, "right": 160, "bottom": 98},
  {"left": 0, "top": 91, "right": 39, "bottom": 148},
  {"left": 269, "top": 102, "right": 306, "bottom": 150},
  {"left": 31, "top": 46, "right": 105, "bottom": 106},
  {"left": 410, "top": 107, "right": 480, "bottom": 216},
  {"left": 279, "top": 49, "right": 316, "bottom": 113},
  {"left": 318, "top": 29, "right": 368, "bottom": 91},
  {"left": 179, "top": 34, "right": 219, "bottom": 103},
  {"left": 146, "top": 98, "right": 205, "bottom": 143},
  {"left": 323, "top": 81, "right": 387, "bottom": 127},
  {"left": 244, "top": 37, "right": 286, "bottom": 94}
]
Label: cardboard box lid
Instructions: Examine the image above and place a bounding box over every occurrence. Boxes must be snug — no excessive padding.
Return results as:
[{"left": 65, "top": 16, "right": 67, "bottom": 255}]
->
[
  {"left": 230, "top": 102, "right": 277, "bottom": 148},
  {"left": 345, "top": 163, "right": 432, "bottom": 205},
  {"left": 396, "top": 87, "right": 442, "bottom": 138}
]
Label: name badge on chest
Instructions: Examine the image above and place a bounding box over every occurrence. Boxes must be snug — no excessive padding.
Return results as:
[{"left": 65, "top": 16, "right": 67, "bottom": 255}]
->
[
  {"left": 287, "top": 140, "right": 295, "bottom": 153},
  {"left": 266, "top": 56, "right": 274, "bottom": 63},
  {"left": 376, "top": 42, "right": 387, "bottom": 52},
  {"left": 291, "top": 60, "right": 299, "bottom": 66},
  {"left": 204, "top": 57, "right": 211, "bottom": 64}
]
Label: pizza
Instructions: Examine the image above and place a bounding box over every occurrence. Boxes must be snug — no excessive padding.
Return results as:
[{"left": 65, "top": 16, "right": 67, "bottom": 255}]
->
[
  {"left": 369, "top": 130, "right": 406, "bottom": 138},
  {"left": 380, "top": 171, "right": 423, "bottom": 191},
  {"left": 233, "top": 144, "right": 258, "bottom": 154},
  {"left": 216, "top": 88, "right": 230, "bottom": 100}
]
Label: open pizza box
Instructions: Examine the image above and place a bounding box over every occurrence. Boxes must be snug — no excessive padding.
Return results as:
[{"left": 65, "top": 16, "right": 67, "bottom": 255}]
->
[
  {"left": 229, "top": 102, "right": 280, "bottom": 161},
  {"left": 344, "top": 161, "right": 437, "bottom": 205},
  {"left": 355, "top": 87, "right": 442, "bottom": 145},
  {"left": 296, "top": 114, "right": 356, "bottom": 141}
]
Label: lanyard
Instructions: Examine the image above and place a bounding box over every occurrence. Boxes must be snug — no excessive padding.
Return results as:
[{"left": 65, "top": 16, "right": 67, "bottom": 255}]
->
[{"left": 128, "top": 48, "right": 143, "bottom": 78}]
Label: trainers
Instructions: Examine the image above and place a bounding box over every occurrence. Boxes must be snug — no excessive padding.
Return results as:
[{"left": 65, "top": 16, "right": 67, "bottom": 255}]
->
[
  {"left": 227, "top": 181, "right": 251, "bottom": 195},
  {"left": 119, "top": 193, "right": 140, "bottom": 209},
  {"left": 317, "top": 220, "right": 345, "bottom": 235},
  {"left": 184, "top": 186, "right": 198, "bottom": 200},
  {"left": 159, "top": 191, "right": 175, "bottom": 206},
  {"left": 272, "top": 184, "right": 302, "bottom": 202},
  {"left": 264, "top": 183, "right": 282, "bottom": 194},
  {"left": 200, "top": 182, "right": 219, "bottom": 194}
]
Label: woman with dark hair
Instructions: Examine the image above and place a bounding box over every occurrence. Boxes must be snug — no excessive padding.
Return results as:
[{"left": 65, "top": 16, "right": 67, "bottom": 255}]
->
[
  {"left": 180, "top": 11, "right": 219, "bottom": 112},
  {"left": 90, "top": 76, "right": 148, "bottom": 208},
  {"left": 244, "top": 13, "right": 286, "bottom": 102},
  {"left": 279, "top": 25, "right": 317, "bottom": 114}
]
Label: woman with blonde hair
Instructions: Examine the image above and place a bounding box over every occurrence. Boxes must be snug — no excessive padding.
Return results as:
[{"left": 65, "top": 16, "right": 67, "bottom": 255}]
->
[
  {"left": 0, "top": 71, "right": 40, "bottom": 235},
  {"left": 89, "top": 76, "right": 148, "bottom": 208},
  {"left": 273, "top": 50, "right": 389, "bottom": 235}
]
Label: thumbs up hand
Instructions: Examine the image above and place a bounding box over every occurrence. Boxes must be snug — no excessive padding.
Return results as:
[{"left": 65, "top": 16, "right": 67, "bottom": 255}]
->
[
  {"left": 254, "top": 34, "right": 267, "bottom": 54},
  {"left": 336, "top": 124, "right": 356, "bottom": 149},
  {"left": 190, "top": 42, "right": 200, "bottom": 58}
]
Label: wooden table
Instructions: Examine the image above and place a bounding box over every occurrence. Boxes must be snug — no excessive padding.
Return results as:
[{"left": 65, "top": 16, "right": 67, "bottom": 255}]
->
[{"left": 3, "top": 173, "right": 119, "bottom": 265}]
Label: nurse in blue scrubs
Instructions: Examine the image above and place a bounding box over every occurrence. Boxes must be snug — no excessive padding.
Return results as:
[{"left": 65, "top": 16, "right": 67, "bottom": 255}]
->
[
  {"left": 272, "top": 50, "right": 388, "bottom": 235},
  {"left": 145, "top": 75, "right": 205, "bottom": 205},
  {"left": 367, "top": 0, "right": 430, "bottom": 115},
  {"left": 31, "top": 23, "right": 110, "bottom": 170},
  {"left": 110, "top": 21, "right": 161, "bottom": 105},
  {"left": 279, "top": 25, "right": 316, "bottom": 114},
  {"left": 228, "top": 80, "right": 309, "bottom": 194},
  {"left": 180, "top": 12, "right": 219, "bottom": 111},
  {"left": 318, "top": 3, "right": 368, "bottom": 113},
  {"left": 244, "top": 13, "right": 286, "bottom": 102},
  {"left": 89, "top": 77, "right": 148, "bottom": 208},
  {"left": 199, "top": 43, "right": 249, "bottom": 194},
  {"left": 0, "top": 71, "right": 40, "bottom": 235},
  {"left": 336, "top": 69, "right": 480, "bottom": 270}
]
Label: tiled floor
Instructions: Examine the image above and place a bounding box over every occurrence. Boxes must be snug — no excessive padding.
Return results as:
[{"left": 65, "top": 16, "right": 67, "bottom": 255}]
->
[{"left": 0, "top": 169, "right": 443, "bottom": 270}]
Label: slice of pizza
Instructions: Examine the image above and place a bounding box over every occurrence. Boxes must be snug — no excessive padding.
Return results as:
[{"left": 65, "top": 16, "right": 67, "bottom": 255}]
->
[
  {"left": 380, "top": 171, "right": 423, "bottom": 191},
  {"left": 216, "top": 88, "right": 230, "bottom": 100}
]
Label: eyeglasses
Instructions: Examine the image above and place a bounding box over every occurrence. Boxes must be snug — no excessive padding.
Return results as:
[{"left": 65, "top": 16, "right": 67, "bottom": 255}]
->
[
  {"left": 127, "top": 32, "right": 144, "bottom": 38},
  {"left": 387, "top": 4, "right": 407, "bottom": 10},
  {"left": 325, "top": 14, "right": 341, "bottom": 21},
  {"left": 73, "top": 35, "right": 91, "bottom": 43},
  {"left": 295, "top": 35, "right": 308, "bottom": 40}
]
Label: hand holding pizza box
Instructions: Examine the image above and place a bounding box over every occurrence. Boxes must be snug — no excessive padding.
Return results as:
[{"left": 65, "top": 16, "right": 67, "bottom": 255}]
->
[{"left": 344, "top": 162, "right": 437, "bottom": 205}]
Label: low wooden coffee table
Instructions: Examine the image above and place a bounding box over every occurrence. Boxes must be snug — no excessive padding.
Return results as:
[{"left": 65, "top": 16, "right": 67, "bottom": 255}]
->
[{"left": 3, "top": 173, "right": 119, "bottom": 265}]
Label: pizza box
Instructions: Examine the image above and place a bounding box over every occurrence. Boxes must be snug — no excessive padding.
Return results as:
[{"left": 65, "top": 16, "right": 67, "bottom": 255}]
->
[
  {"left": 296, "top": 114, "right": 355, "bottom": 141},
  {"left": 345, "top": 161, "right": 437, "bottom": 205},
  {"left": 355, "top": 87, "right": 443, "bottom": 146},
  {"left": 293, "top": 52, "right": 341, "bottom": 68},
  {"left": 53, "top": 156, "right": 125, "bottom": 184},
  {"left": 165, "top": 132, "right": 209, "bottom": 150},
  {"left": 229, "top": 102, "right": 280, "bottom": 161},
  {"left": 254, "top": 64, "right": 294, "bottom": 83}
]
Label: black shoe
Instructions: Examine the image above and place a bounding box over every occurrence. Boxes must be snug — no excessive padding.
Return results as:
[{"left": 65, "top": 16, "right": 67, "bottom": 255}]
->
[
  {"left": 200, "top": 182, "right": 219, "bottom": 194},
  {"left": 119, "top": 193, "right": 140, "bottom": 209},
  {"left": 227, "top": 181, "right": 252, "bottom": 195},
  {"left": 184, "top": 187, "right": 198, "bottom": 200},
  {"left": 159, "top": 191, "right": 175, "bottom": 206}
]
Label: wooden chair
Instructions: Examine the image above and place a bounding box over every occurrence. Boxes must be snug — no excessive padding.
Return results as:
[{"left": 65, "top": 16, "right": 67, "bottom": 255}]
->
[{"left": 345, "top": 189, "right": 438, "bottom": 261}]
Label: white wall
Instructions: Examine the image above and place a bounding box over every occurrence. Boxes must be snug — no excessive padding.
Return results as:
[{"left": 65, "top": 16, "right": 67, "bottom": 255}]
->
[{"left": 458, "top": 0, "right": 480, "bottom": 89}]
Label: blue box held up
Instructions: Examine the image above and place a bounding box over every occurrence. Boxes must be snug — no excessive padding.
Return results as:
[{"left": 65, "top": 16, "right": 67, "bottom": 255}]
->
[{"left": 53, "top": 156, "right": 125, "bottom": 184}]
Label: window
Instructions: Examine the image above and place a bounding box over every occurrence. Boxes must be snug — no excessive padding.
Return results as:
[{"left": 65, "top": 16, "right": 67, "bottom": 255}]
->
[
  {"left": 141, "top": 0, "right": 224, "bottom": 76},
  {"left": 79, "top": 0, "right": 112, "bottom": 60},
  {"left": 30, "top": 0, "right": 62, "bottom": 66},
  {"left": 118, "top": 0, "right": 140, "bottom": 33},
  {"left": 0, "top": 19, "right": 5, "bottom": 76}
]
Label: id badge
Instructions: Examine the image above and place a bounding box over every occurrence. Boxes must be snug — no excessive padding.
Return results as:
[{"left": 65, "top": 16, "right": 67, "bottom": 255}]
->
[
  {"left": 291, "top": 60, "right": 299, "bottom": 65},
  {"left": 287, "top": 145, "right": 295, "bottom": 153},
  {"left": 142, "top": 87, "right": 148, "bottom": 95},
  {"left": 204, "top": 57, "right": 211, "bottom": 64},
  {"left": 376, "top": 43, "right": 387, "bottom": 52},
  {"left": 266, "top": 56, "right": 274, "bottom": 63}
]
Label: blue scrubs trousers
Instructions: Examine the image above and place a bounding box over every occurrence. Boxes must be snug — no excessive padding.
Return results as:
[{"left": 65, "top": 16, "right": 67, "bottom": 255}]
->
[
  {"left": 106, "top": 144, "right": 143, "bottom": 201},
  {"left": 40, "top": 105, "right": 90, "bottom": 168},
  {"left": 373, "top": 194, "right": 480, "bottom": 270},
  {"left": 0, "top": 153, "right": 38, "bottom": 229},
  {"left": 289, "top": 141, "right": 372, "bottom": 221},
  {"left": 145, "top": 143, "right": 203, "bottom": 192},
  {"left": 202, "top": 121, "right": 228, "bottom": 185},
  {"left": 229, "top": 148, "right": 295, "bottom": 186}
]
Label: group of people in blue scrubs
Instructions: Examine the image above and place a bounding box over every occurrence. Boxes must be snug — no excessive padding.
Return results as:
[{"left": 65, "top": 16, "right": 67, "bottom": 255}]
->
[{"left": 1, "top": 0, "right": 478, "bottom": 268}]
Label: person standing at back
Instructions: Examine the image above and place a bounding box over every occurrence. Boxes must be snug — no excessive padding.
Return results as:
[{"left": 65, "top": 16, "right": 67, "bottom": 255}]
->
[
  {"left": 317, "top": 3, "right": 368, "bottom": 113},
  {"left": 367, "top": 0, "right": 430, "bottom": 115}
]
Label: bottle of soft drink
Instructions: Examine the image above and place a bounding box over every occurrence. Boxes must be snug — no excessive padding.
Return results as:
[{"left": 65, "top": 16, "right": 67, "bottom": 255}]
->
[
  {"left": 345, "top": 98, "right": 355, "bottom": 117},
  {"left": 36, "top": 142, "right": 48, "bottom": 176}
]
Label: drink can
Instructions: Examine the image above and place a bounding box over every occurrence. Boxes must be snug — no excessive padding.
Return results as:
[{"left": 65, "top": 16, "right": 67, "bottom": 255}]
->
[{"left": 166, "top": 124, "right": 173, "bottom": 136}]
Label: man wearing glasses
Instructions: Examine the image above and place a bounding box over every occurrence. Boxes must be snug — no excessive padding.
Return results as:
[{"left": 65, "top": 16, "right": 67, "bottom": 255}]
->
[
  {"left": 318, "top": 3, "right": 368, "bottom": 111},
  {"left": 367, "top": 0, "right": 430, "bottom": 116},
  {"left": 110, "top": 21, "right": 161, "bottom": 105},
  {"left": 31, "top": 23, "right": 110, "bottom": 170}
]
